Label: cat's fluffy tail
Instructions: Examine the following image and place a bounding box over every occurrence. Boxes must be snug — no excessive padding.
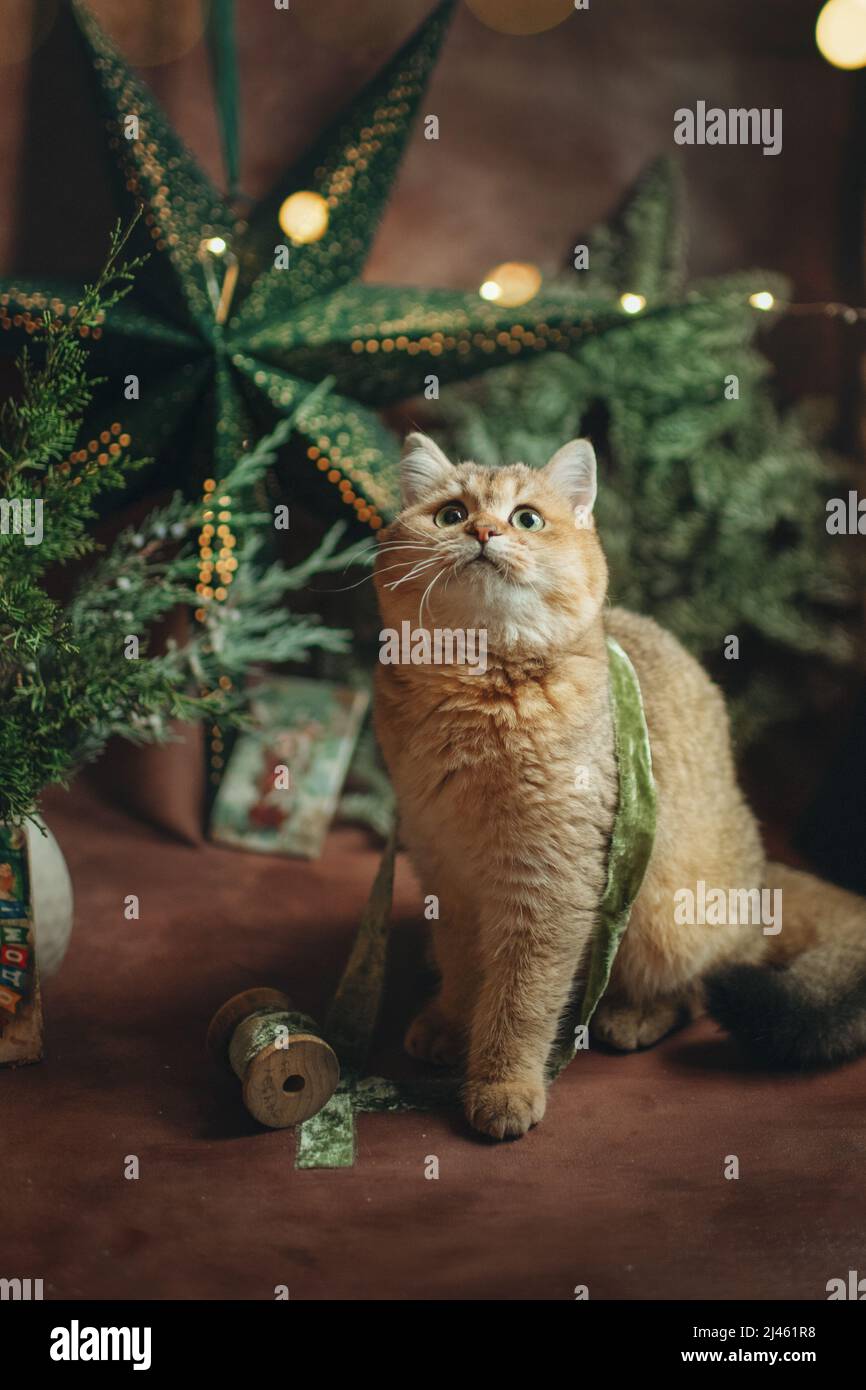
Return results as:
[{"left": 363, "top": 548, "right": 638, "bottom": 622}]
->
[{"left": 705, "top": 863, "right": 866, "bottom": 1067}]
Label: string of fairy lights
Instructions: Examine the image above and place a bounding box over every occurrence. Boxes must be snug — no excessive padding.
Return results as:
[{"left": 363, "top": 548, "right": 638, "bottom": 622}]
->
[
  {"left": 12, "top": 180, "right": 857, "bottom": 792},
  {"left": 56, "top": 0, "right": 866, "bottom": 793},
  {"left": 276, "top": 188, "right": 866, "bottom": 328},
  {"left": 193, "top": 188, "right": 866, "bottom": 787},
  {"left": 4, "top": 0, "right": 861, "bottom": 803},
  {"left": 2, "top": 0, "right": 861, "bottom": 66}
]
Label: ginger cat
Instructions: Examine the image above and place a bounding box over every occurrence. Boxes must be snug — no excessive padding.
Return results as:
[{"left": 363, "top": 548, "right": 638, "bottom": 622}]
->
[{"left": 374, "top": 433, "right": 866, "bottom": 1140}]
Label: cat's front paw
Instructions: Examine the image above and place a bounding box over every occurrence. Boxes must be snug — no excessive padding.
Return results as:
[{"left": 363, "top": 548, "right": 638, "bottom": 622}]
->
[
  {"left": 404, "top": 1001, "right": 465, "bottom": 1067},
  {"left": 464, "top": 1077, "right": 546, "bottom": 1140}
]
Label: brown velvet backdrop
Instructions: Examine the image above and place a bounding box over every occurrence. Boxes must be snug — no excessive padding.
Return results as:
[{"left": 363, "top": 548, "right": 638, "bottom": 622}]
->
[
  {"left": 0, "top": 0, "right": 861, "bottom": 406},
  {"left": 4, "top": 0, "right": 866, "bottom": 1304},
  {"left": 2, "top": 0, "right": 863, "bottom": 829}
]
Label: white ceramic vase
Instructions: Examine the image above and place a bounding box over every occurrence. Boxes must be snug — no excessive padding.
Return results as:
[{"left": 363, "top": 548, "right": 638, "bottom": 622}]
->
[{"left": 27, "top": 823, "right": 74, "bottom": 979}]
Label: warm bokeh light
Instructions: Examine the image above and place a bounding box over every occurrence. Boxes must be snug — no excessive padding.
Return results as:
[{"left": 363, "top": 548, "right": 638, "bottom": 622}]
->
[
  {"left": 465, "top": 0, "right": 577, "bottom": 37},
  {"left": 90, "top": 0, "right": 208, "bottom": 65},
  {"left": 204, "top": 236, "right": 228, "bottom": 257},
  {"left": 478, "top": 261, "right": 542, "bottom": 307},
  {"left": 748, "top": 291, "right": 776, "bottom": 311},
  {"left": 278, "top": 191, "right": 330, "bottom": 246},
  {"left": 619, "top": 292, "right": 647, "bottom": 314},
  {"left": 815, "top": 0, "right": 866, "bottom": 69}
]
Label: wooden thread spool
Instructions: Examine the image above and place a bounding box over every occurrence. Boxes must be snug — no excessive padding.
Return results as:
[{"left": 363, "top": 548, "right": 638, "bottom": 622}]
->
[{"left": 207, "top": 987, "right": 339, "bottom": 1129}]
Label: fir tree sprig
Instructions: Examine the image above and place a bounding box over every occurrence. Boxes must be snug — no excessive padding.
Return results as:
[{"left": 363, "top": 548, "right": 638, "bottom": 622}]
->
[
  {"left": 0, "top": 231, "right": 370, "bottom": 825},
  {"left": 0, "top": 217, "right": 147, "bottom": 589}
]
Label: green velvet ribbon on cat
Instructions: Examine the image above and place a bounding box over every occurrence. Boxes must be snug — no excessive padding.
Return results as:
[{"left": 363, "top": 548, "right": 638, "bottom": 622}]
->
[
  {"left": 546, "top": 636, "right": 657, "bottom": 1077},
  {"left": 296, "top": 635, "right": 657, "bottom": 1167},
  {"left": 582, "top": 637, "right": 657, "bottom": 1019}
]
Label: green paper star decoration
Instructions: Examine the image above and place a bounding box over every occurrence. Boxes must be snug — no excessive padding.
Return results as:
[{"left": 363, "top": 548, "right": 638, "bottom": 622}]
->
[{"left": 0, "top": 0, "right": 626, "bottom": 528}]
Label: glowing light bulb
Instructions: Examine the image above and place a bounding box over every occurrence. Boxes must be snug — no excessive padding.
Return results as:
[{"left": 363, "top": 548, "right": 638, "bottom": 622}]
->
[
  {"left": 278, "top": 191, "right": 330, "bottom": 245},
  {"left": 204, "top": 236, "right": 227, "bottom": 256},
  {"left": 465, "top": 0, "right": 576, "bottom": 36},
  {"left": 477, "top": 261, "right": 542, "bottom": 308},
  {"left": 816, "top": 0, "right": 866, "bottom": 70},
  {"left": 749, "top": 291, "right": 775, "bottom": 311},
  {"left": 619, "top": 292, "right": 646, "bottom": 314}
]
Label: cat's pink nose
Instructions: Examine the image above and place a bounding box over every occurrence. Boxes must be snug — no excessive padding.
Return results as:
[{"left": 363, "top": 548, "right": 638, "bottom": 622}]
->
[{"left": 471, "top": 523, "right": 501, "bottom": 544}]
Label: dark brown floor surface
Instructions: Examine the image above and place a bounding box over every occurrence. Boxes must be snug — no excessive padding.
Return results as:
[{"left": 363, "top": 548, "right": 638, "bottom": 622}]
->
[{"left": 2, "top": 780, "right": 864, "bottom": 1301}]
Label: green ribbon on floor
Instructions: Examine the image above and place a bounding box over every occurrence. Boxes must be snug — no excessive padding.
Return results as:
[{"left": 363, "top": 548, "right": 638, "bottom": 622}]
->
[{"left": 297, "top": 635, "right": 657, "bottom": 1168}]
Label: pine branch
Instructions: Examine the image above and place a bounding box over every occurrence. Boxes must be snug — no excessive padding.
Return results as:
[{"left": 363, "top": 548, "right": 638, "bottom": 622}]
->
[
  {"left": 0, "top": 215, "right": 145, "bottom": 478},
  {"left": 0, "top": 232, "right": 368, "bottom": 824}
]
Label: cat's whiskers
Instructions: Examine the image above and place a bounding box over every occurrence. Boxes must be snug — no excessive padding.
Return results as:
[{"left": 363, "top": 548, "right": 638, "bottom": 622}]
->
[
  {"left": 373, "top": 545, "right": 437, "bottom": 565},
  {"left": 330, "top": 556, "right": 435, "bottom": 593},
  {"left": 385, "top": 557, "right": 438, "bottom": 591},
  {"left": 340, "top": 539, "right": 434, "bottom": 575},
  {"left": 522, "top": 572, "right": 543, "bottom": 604},
  {"left": 489, "top": 547, "right": 534, "bottom": 590},
  {"left": 373, "top": 543, "right": 436, "bottom": 559},
  {"left": 418, "top": 564, "right": 448, "bottom": 627},
  {"left": 376, "top": 538, "right": 435, "bottom": 549}
]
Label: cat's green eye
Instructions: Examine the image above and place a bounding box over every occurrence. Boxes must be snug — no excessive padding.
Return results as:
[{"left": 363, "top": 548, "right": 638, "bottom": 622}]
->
[
  {"left": 434, "top": 502, "right": 468, "bottom": 527},
  {"left": 510, "top": 506, "right": 545, "bottom": 532}
]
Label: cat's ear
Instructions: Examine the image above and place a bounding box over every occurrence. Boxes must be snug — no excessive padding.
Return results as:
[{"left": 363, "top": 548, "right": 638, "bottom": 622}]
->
[
  {"left": 400, "top": 432, "right": 456, "bottom": 507},
  {"left": 543, "top": 439, "right": 597, "bottom": 523}
]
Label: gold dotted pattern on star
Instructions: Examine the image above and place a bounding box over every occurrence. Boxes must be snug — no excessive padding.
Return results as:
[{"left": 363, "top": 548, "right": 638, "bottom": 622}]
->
[
  {"left": 238, "top": 12, "right": 452, "bottom": 325},
  {"left": 79, "top": 3, "right": 230, "bottom": 327}
]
